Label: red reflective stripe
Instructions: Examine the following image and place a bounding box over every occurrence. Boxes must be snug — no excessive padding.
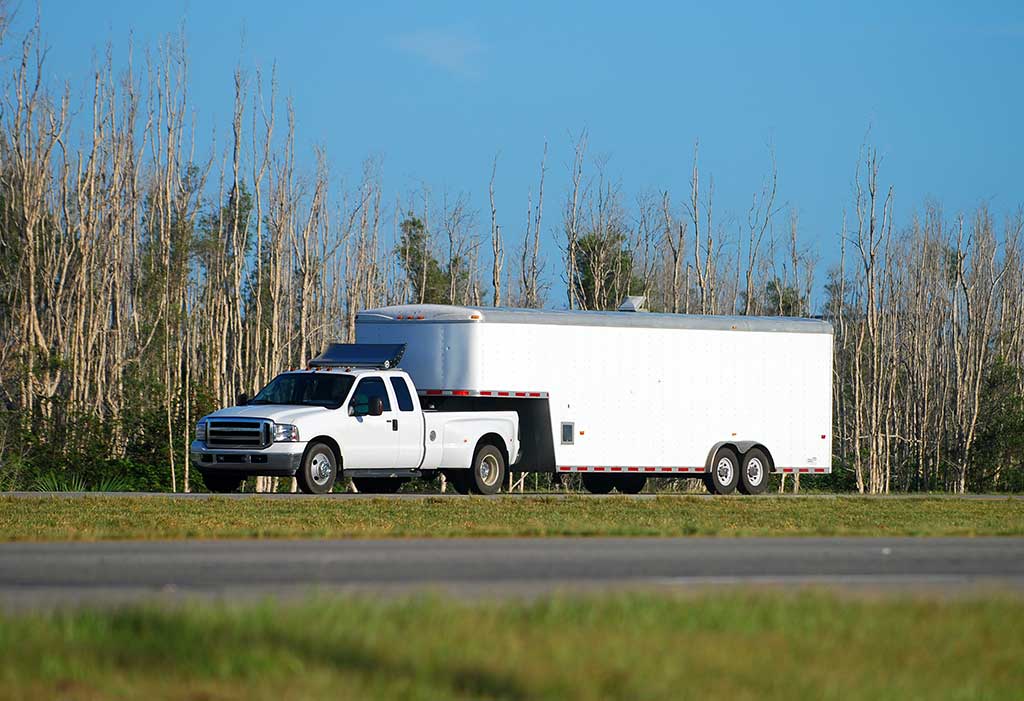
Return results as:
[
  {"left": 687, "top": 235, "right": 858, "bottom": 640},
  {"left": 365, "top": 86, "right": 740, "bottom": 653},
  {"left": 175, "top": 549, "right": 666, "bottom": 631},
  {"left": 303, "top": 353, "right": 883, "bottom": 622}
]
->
[
  {"left": 425, "top": 390, "right": 442, "bottom": 396},
  {"left": 452, "top": 390, "right": 470, "bottom": 396},
  {"left": 627, "top": 467, "right": 639, "bottom": 472},
  {"left": 782, "top": 468, "right": 794, "bottom": 473},
  {"left": 479, "top": 391, "right": 493, "bottom": 396},
  {"left": 529, "top": 392, "right": 541, "bottom": 397},
  {"left": 497, "top": 391, "right": 509, "bottom": 396},
  {"left": 799, "top": 468, "right": 810, "bottom": 473},
  {"left": 644, "top": 467, "right": 655, "bottom": 472},
  {"left": 515, "top": 392, "right": 526, "bottom": 397},
  {"left": 814, "top": 468, "right": 826, "bottom": 473},
  {"left": 594, "top": 467, "right": 605, "bottom": 472},
  {"left": 610, "top": 467, "right": 622, "bottom": 472}
]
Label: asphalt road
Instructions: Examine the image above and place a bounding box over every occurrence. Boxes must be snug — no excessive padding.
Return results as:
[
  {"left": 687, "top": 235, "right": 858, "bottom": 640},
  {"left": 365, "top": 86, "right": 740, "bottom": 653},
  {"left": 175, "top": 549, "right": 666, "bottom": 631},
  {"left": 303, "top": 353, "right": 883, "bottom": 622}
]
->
[
  {"left": 1, "top": 537, "right": 1022, "bottom": 608},
  {"left": 4, "top": 491, "right": 1023, "bottom": 500}
]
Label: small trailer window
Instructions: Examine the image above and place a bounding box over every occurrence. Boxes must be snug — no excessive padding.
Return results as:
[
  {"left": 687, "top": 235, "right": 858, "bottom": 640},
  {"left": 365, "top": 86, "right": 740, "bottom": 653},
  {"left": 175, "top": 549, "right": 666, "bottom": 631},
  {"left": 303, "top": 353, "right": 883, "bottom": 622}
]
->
[{"left": 561, "top": 422, "right": 574, "bottom": 445}]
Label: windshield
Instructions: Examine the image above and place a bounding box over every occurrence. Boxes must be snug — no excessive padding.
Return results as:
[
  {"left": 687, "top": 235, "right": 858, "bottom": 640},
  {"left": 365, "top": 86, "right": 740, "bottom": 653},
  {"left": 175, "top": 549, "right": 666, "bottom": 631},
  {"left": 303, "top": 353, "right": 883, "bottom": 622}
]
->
[{"left": 250, "top": 372, "right": 355, "bottom": 409}]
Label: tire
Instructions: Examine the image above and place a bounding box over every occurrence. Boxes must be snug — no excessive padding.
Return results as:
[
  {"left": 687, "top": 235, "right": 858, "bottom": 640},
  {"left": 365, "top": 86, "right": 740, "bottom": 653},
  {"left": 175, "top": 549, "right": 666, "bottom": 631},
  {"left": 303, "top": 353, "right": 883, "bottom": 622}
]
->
[
  {"left": 738, "top": 448, "right": 770, "bottom": 495},
  {"left": 703, "top": 447, "right": 740, "bottom": 495},
  {"left": 352, "top": 477, "right": 404, "bottom": 494},
  {"left": 469, "top": 444, "right": 506, "bottom": 495},
  {"left": 201, "top": 471, "right": 243, "bottom": 494},
  {"left": 581, "top": 473, "right": 614, "bottom": 494},
  {"left": 296, "top": 441, "right": 338, "bottom": 494},
  {"left": 616, "top": 475, "right": 647, "bottom": 494}
]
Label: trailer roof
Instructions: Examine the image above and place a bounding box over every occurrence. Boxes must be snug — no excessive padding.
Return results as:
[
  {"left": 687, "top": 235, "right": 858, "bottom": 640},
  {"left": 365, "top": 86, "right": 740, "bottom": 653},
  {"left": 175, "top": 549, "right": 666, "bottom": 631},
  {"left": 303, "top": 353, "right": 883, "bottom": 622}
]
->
[{"left": 357, "top": 304, "right": 833, "bottom": 335}]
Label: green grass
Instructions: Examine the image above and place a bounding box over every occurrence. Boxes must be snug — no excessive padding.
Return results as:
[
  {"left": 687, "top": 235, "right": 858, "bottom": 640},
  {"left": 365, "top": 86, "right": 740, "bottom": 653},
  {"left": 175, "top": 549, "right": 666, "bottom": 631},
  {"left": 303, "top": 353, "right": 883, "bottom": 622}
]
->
[
  {"left": 1, "top": 495, "right": 1023, "bottom": 541},
  {"left": 1, "top": 592, "right": 1021, "bottom": 700}
]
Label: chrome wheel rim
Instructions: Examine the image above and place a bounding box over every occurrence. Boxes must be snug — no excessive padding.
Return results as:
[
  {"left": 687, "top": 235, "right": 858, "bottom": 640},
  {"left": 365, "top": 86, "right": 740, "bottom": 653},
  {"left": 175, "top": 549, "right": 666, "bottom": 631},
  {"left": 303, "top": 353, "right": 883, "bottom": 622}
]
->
[
  {"left": 311, "top": 452, "right": 333, "bottom": 486},
  {"left": 746, "top": 457, "right": 764, "bottom": 486},
  {"left": 480, "top": 454, "right": 500, "bottom": 487},
  {"left": 716, "top": 456, "right": 734, "bottom": 485}
]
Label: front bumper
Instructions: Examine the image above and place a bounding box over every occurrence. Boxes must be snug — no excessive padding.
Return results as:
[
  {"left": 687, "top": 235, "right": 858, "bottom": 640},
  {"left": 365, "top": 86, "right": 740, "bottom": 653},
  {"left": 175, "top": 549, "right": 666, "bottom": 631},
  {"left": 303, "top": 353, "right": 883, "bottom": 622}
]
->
[{"left": 190, "top": 440, "right": 305, "bottom": 476}]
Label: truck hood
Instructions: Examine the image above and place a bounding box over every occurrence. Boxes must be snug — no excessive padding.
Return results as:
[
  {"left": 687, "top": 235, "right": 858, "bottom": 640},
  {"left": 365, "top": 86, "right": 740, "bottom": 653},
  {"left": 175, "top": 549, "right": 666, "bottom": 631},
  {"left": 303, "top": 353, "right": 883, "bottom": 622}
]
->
[{"left": 203, "top": 405, "right": 335, "bottom": 424}]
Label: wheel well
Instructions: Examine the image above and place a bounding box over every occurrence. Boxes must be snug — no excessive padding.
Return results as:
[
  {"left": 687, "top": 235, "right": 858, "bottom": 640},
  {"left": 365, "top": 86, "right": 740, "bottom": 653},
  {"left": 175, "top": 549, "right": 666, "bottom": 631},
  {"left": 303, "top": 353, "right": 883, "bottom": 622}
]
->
[
  {"left": 704, "top": 441, "right": 774, "bottom": 471},
  {"left": 475, "top": 433, "right": 509, "bottom": 468},
  {"left": 306, "top": 435, "right": 343, "bottom": 469}
]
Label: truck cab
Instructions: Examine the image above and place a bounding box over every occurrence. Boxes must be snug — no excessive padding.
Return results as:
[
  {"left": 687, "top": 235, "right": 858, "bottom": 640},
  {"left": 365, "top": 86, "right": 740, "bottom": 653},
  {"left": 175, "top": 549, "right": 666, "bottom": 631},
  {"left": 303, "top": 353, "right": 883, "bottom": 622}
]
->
[{"left": 190, "top": 344, "right": 519, "bottom": 494}]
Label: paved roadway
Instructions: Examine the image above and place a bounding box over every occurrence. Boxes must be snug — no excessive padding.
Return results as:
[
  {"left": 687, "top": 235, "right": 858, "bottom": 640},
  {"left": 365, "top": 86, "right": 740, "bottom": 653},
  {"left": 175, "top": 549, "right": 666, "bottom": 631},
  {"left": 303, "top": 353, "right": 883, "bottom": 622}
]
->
[
  {"left": 4, "top": 491, "right": 1023, "bottom": 500},
  {"left": 1, "top": 537, "right": 1022, "bottom": 608}
]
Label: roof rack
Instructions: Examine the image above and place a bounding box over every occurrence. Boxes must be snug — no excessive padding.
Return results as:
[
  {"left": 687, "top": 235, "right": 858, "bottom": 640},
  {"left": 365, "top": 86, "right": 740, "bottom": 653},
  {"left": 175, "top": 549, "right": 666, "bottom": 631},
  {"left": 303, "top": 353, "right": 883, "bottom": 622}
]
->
[{"left": 309, "top": 343, "right": 406, "bottom": 370}]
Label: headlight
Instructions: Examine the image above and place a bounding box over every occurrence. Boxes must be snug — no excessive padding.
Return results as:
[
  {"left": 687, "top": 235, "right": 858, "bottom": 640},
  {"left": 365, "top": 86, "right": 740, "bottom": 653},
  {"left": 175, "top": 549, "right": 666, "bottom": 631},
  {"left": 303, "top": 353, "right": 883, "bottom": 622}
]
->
[
  {"left": 195, "top": 420, "right": 207, "bottom": 442},
  {"left": 273, "top": 423, "right": 300, "bottom": 442}
]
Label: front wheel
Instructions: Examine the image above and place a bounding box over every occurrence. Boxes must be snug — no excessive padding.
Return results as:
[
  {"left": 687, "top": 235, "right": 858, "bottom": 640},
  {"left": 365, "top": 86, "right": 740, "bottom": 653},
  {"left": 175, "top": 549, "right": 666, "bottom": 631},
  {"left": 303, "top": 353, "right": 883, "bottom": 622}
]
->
[
  {"left": 703, "top": 447, "right": 740, "bottom": 495},
  {"left": 296, "top": 441, "right": 338, "bottom": 494},
  {"left": 469, "top": 444, "right": 506, "bottom": 495}
]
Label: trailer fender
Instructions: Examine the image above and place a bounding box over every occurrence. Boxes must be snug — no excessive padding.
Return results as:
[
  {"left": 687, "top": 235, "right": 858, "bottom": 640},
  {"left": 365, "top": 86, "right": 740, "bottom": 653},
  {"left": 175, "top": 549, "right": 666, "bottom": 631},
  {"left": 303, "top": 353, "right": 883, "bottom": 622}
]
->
[{"left": 704, "top": 441, "right": 775, "bottom": 472}]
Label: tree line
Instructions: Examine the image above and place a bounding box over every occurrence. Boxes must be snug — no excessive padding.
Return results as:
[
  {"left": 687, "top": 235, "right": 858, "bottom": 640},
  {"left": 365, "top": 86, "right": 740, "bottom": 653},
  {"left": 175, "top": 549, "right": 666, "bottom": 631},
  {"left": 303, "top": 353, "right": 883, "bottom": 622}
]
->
[{"left": 0, "top": 19, "right": 1021, "bottom": 493}]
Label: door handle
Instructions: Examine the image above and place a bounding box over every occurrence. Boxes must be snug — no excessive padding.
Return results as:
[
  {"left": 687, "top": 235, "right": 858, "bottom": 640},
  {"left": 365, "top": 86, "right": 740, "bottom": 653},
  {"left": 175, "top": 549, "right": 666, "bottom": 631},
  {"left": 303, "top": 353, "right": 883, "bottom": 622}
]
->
[{"left": 390, "top": 419, "right": 399, "bottom": 432}]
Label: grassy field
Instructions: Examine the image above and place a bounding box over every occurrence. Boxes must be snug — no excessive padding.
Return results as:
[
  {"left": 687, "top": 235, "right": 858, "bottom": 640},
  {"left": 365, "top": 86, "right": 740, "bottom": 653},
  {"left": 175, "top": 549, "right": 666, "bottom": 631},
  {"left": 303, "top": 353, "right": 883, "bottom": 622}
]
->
[
  {"left": 0, "top": 592, "right": 1021, "bottom": 700},
  {"left": 1, "top": 495, "right": 1023, "bottom": 540}
]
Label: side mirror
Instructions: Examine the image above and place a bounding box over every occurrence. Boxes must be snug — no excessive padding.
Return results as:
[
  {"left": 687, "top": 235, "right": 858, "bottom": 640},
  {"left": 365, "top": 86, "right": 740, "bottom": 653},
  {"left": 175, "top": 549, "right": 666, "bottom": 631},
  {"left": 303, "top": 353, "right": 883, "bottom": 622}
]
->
[
  {"left": 236, "top": 392, "right": 249, "bottom": 406},
  {"left": 368, "top": 397, "right": 384, "bottom": 417},
  {"left": 350, "top": 395, "right": 369, "bottom": 416}
]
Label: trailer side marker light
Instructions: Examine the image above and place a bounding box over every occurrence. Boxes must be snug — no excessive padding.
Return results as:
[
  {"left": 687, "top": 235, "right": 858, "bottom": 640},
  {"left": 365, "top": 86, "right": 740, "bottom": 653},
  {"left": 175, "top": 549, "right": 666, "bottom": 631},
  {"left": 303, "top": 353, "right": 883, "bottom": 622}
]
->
[
  {"left": 470, "top": 314, "right": 481, "bottom": 320},
  {"left": 821, "top": 434, "right": 827, "bottom": 439}
]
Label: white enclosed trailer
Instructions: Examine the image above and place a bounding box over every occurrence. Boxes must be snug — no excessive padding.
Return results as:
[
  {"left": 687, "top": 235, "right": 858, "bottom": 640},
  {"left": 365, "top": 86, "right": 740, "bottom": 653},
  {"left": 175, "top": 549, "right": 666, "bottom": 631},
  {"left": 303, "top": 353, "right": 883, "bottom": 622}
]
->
[{"left": 356, "top": 304, "right": 833, "bottom": 494}]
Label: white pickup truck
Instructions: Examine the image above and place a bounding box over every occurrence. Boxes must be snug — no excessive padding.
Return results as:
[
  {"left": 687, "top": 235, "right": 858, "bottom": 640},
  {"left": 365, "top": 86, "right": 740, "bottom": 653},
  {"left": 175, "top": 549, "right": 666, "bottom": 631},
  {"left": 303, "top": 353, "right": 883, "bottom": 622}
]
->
[{"left": 189, "top": 344, "right": 519, "bottom": 494}]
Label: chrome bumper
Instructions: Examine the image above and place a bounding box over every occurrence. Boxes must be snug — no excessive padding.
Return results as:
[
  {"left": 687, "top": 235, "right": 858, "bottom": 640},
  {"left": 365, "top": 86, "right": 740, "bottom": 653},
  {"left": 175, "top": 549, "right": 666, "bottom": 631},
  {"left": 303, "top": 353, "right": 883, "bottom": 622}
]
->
[{"left": 190, "top": 441, "right": 305, "bottom": 476}]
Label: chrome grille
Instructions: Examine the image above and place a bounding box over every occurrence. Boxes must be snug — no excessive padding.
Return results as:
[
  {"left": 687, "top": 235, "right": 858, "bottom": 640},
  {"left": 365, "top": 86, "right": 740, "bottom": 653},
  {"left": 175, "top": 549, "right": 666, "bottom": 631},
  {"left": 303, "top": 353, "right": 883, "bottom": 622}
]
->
[{"left": 206, "top": 419, "right": 271, "bottom": 449}]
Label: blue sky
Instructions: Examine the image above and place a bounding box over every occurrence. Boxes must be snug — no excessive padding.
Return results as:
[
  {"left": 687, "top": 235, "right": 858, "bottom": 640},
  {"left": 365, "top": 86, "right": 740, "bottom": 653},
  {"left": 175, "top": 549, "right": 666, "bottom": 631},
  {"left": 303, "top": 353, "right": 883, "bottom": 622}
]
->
[{"left": 32, "top": 1, "right": 1024, "bottom": 308}]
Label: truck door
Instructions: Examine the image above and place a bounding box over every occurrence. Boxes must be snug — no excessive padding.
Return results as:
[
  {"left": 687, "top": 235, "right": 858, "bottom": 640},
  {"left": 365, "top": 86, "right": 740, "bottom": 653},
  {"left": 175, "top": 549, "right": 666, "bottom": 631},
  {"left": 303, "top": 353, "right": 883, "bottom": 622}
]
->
[
  {"left": 389, "top": 376, "right": 425, "bottom": 468},
  {"left": 341, "top": 376, "right": 399, "bottom": 469}
]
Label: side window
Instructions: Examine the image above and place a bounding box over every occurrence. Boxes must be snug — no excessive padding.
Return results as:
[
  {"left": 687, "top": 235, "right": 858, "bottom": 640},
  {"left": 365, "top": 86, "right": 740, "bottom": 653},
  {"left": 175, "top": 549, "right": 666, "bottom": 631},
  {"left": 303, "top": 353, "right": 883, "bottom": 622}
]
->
[
  {"left": 350, "top": 377, "right": 392, "bottom": 413},
  {"left": 389, "top": 377, "right": 415, "bottom": 412}
]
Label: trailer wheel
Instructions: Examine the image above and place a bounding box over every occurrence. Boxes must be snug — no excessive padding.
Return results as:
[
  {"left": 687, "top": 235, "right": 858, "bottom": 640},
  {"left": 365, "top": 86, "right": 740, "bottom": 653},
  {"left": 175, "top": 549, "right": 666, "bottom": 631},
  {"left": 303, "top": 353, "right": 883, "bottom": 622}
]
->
[
  {"left": 703, "top": 447, "right": 740, "bottom": 495},
  {"left": 616, "top": 475, "right": 647, "bottom": 494},
  {"left": 738, "top": 448, "right": 770, "bottom": 495},
  {"left": 296, "top": 441, "right": 338, "bottom": 494},
  {"left": 470, "top": 444, "right": 506, "bottom": 495},
  {"left": 581, "top": 474, "right": 614, "bottom": 494},
  {"left": 352, "top": 477, "right": 405, "bottom": 494},
  {"left": 201, "top": 471, "right": 243, "bottom": 494}
]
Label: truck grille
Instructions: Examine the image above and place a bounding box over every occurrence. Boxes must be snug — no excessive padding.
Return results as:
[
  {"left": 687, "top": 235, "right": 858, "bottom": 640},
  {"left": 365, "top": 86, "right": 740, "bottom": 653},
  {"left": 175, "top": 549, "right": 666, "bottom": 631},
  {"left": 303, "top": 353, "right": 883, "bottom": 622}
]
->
[{"left": 206, "top": 419, "right": 271, "bottom": 449}]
